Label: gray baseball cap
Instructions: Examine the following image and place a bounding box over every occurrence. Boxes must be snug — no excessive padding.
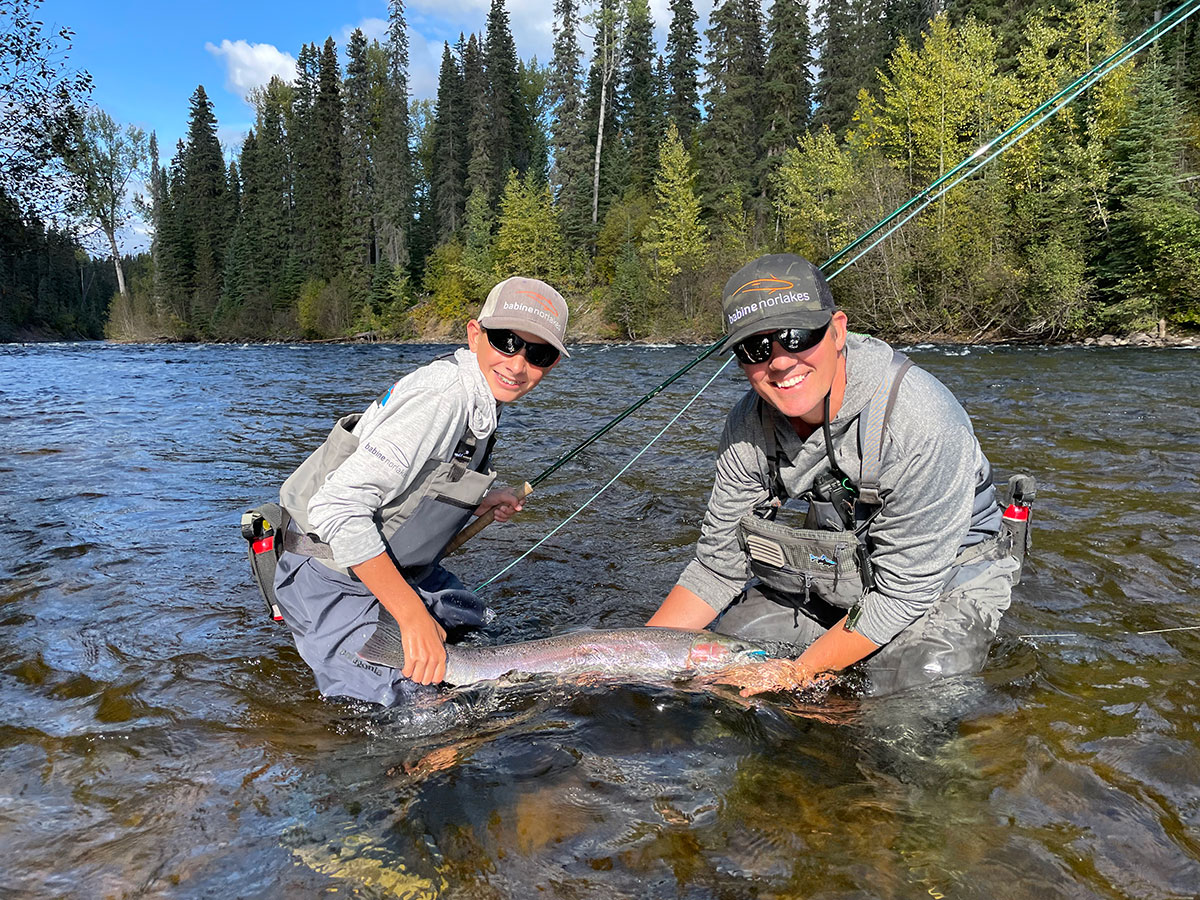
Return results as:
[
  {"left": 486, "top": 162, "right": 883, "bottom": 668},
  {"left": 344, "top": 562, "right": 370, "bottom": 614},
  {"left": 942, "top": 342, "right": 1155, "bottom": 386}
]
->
[
  {"left": 720, "top": 254, "right": 836, "bottom": 350},
  {"left": 478, "top": 276, "right": 570, "bottom": 358}
]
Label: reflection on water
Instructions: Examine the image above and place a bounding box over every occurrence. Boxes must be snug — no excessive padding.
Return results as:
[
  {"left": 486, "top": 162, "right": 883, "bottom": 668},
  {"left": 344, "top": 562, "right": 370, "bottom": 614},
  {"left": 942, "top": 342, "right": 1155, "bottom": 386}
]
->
[{"left": 1, "top": 341, "right": 1198, "bottom": 898}]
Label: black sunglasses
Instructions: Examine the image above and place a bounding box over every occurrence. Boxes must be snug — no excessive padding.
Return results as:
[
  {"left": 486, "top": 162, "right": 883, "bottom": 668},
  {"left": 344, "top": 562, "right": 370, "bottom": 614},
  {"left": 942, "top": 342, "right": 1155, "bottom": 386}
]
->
[
  {"left": 484, "top": 327, "right": 561, "bottom": 368},
  {"left": 731, "top": 324, "right": 830, "bottom": 365}
]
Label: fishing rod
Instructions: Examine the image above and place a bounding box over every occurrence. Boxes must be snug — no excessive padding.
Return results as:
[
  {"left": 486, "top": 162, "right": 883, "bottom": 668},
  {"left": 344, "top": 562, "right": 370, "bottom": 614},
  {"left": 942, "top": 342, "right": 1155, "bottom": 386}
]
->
[{"left": 452, "top": 0, "right": 1199, "bottom": 556}]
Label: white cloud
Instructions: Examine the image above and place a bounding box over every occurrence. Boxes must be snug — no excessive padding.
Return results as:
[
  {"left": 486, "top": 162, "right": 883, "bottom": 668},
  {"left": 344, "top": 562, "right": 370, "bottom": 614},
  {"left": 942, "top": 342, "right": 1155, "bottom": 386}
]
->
[
  {"left": 342, "top": 17, "right": 390, "bottom": 45},
  {"left": 205, "top": 40, "right": 298, "bottom": 102}
]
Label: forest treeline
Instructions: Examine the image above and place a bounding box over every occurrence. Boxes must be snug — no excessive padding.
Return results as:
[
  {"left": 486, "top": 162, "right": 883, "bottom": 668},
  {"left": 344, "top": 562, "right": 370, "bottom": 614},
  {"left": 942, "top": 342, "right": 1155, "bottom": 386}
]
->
[{"left": 5, "top": 0, "right": 1200, "bottom": 345}]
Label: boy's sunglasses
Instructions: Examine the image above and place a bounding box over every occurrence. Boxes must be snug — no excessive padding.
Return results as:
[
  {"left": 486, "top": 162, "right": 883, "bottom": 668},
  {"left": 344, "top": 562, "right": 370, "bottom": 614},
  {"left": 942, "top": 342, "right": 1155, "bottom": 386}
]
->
[
  {"left": 484, "top": 328, "right": 560, "bottom": 368},
  {"left": 731, "top": 324, "right": 829, "bottom": 365}
]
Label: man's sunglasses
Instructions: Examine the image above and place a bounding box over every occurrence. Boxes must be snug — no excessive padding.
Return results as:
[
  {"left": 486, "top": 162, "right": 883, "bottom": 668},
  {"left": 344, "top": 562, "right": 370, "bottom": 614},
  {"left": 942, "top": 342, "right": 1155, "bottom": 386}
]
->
[
  {"left": 731, "top": 324, "right": 830, "bottom": 365},
  {"left": 484, "top": 327, "right": 561, "bottom": 368}
]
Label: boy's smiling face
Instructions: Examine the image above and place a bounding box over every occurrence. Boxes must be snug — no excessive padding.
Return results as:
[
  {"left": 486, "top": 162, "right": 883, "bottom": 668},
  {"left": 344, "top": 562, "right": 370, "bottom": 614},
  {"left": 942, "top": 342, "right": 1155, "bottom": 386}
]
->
[{"left": 467, "top": 319, "right": 557, "bottom": 402}]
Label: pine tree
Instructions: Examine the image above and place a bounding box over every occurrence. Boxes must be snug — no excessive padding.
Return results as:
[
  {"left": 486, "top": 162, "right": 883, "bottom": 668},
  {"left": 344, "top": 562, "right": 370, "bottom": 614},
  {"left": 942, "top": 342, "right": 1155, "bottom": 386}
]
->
[
  {"left": 664, "top": 0, "right": 702, "bottom": 140},
  {"left": 179, "top": 85, "right": 229, "bottom": 331},
  {"left": 549, "top": 0, "right": 593, "bottom": 246},
  {"left": 643, "top": 122, "right": 708, "bottom": 317},
  {"left": 699, "top": 0, "right": 767, "bottom": 231},
  {"left": 253, "top": 77, "right": 295, "bottom": 310},
  {"left": 492, "top": 170, "right": 566, "bottom": 281},
  {"left": 813, "top": 0, "right": 858, "bottom": 135},
  {"left": 621, "top": 0, "right": 659, "bottom": 191},
  {"left": 761, "top": 0, "right": 812, "bottom": 160},
  {"left": 312, "top": 37, "right": 344, "bottom": 281},
  {"left": 291, "top": 42, "right": 321, "bottom": 275},
  {"left": 431, "top": 43, "right": 467, "bottom": 241},
  {"left": 377, "top": 0, "right": 414, "bottom": 269},
  {"left": 342, "top": 29, "right": 376, "bottom": 300},
  {"left": 479, "top": 0, "right": 528, "bottom": 199},
  {"left": 1100, "top": 49, "right": 1200, "bottom": 330}
]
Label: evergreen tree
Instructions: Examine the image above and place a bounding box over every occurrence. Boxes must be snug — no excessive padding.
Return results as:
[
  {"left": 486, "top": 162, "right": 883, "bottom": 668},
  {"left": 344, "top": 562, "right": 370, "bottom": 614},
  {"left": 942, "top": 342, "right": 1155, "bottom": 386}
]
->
[
  {"left": 761, "top": 0, "right": 812, "bottom": 160},
  {"left": 431, "top": 42, "right": 467, "bottom": 241},
  {"left": 643, "top": 122, "right": 708, "bottom": 317},
  {"left": 179, "top": 85, "right": 229, "bottom": 330},
  {"left": 664, "top": 0, "right": 702, "bottom": 140},
  {"left": 814, "top": 0, "right": 855, "bottom": 136},
  {"left": 477, "top": 0, "right": 528, "bottom": 201},
  {"left": 312, "top": 37, "right": 344, "bottom": 280},
  {"left": 492, "top": 170, "right": 566, "bottom": 281},
  {"left": 699, "top": 0, "right": 767, "bottom": 232},
  {"left": 1100, "top": 49, "right": 1200, "bottom": 330},
  {"left": 408, "top": 96, "right": 437, "bottom": 279},
  {"left": 291, "top": 42, "right": 321, "bottom": 275},
  {"left": 342, "top": 29, "right": 377, "bottom": 299},
  {"left": 620, "top": 0, "right": 659, "bottom": 191},
  {"left": 377, "top": 0, "right": 414, "bottom": 269},
  {"left": 549, "top": 0, "right": 592, "bottom": 246},
  {"left": 253, "top": 77, "right": 295, "bottom": 310}
]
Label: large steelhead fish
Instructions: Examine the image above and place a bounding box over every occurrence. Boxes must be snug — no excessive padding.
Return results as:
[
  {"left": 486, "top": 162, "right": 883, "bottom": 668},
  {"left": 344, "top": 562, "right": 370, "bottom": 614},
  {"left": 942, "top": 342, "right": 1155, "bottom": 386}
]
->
[{"left": 358, "top": 618, "right": 778, "bottom": 687}]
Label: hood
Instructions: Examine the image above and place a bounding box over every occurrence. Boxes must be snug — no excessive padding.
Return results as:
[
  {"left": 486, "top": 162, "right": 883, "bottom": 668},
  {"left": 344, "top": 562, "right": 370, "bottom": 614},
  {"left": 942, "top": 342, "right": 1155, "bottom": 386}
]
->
[
  {"left": 828, "top": 333, "right": 896, "bottom": 431},
  {"left": 454, "top": 347, "right": 499, "bottom": 439}
]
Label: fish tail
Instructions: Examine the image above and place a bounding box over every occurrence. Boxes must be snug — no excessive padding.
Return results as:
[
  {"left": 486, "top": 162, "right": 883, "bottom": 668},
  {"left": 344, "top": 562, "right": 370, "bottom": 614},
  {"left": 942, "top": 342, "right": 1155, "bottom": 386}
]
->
[{"left": 357, "top": 614, "right": 407, "bottom": 669}]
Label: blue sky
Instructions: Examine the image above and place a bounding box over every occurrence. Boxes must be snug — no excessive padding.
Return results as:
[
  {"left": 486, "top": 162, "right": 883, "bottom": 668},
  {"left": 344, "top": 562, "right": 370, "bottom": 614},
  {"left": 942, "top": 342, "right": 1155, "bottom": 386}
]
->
[{"left": 44, "top": 0, "right": 712, "bottom": 159}]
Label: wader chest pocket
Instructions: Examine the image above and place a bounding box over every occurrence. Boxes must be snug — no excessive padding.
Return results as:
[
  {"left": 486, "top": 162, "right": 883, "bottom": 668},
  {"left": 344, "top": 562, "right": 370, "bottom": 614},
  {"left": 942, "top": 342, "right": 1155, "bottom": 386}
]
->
[
  {"left": 738, "top": 515, "right": 864, "bottom": 609},
  {"left": 384, "top": 464, "right": 496, "bottom": 568}
]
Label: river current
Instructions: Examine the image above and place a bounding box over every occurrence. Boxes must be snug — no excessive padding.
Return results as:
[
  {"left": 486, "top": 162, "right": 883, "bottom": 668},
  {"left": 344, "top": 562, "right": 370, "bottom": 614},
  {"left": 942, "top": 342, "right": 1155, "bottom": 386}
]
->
[{"left": 1, "top": 340, "right": 1197, "bottom": 899}]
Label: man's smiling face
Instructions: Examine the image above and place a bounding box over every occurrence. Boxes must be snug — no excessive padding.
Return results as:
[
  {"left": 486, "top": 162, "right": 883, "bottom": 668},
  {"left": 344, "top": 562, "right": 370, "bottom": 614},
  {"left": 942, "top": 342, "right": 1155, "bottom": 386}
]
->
[{"left": 741, "top": 311, "right": 848, "bottom": 426}]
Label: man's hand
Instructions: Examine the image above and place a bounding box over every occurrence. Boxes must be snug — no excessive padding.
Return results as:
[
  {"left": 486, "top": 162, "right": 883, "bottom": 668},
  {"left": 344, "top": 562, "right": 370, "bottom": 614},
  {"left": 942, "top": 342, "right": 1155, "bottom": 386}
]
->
[
  {"left": 710, "top": 658, "right": 835, "bottom": 697},
  {"left": 474, "top": 485, "right": 529, "bottom": 523}
]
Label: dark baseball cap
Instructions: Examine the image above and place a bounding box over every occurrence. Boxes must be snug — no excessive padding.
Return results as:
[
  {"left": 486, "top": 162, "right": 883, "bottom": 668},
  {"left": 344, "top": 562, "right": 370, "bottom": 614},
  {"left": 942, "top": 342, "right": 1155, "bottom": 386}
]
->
[{"left": 720, "top": 254, "right": 836, "bottom": 350}]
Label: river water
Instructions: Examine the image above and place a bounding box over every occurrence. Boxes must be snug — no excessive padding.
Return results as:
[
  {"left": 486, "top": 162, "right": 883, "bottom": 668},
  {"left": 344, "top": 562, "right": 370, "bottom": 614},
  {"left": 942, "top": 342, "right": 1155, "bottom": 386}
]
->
[{"left": 1, "top": 340, "right": 1198, "bottom": 899}]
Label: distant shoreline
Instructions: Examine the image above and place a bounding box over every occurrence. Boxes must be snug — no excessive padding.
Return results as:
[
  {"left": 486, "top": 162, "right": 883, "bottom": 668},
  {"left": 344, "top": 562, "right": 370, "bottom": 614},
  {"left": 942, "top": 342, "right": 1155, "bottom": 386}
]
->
[{"left": 8, "top": 326, "right": 1199, "bottom": 350}]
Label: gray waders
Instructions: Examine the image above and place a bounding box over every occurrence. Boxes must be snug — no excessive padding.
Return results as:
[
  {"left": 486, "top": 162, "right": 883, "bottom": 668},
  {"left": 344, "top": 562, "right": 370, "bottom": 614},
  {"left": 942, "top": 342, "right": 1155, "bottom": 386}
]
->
[
  {"left": 247, "top": 412, "right": 498, "bottom": 705},
  {"left": 726, "top": 350, "right": 1032, "bottom": 696}
]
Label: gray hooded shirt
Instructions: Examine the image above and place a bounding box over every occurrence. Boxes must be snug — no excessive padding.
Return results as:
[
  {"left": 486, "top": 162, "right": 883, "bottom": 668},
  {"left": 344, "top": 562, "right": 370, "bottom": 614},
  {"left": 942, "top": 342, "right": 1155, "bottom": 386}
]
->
[
  {"left": 306, "top": 348, "right": 498, "bottom": 569},
  {"left": 675, "top": 333, "right": 1001, "bottom": 646}
]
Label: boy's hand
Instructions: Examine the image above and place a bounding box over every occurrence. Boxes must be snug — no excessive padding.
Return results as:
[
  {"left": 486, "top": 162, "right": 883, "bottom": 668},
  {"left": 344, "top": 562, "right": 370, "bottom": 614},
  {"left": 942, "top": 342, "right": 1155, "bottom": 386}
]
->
[
  {"left": 396, "top": 607, "right": 448, "bottom": 684},
  {"left": 475, "top": 485, "right": 528, "bottom": 522}
]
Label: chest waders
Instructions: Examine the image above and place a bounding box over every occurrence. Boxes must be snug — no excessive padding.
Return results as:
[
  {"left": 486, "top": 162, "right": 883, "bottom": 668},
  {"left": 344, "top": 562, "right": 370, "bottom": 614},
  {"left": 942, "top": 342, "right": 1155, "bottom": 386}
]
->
[
  {"left": 242, "top": 411, "right": 497, "bottom": 626},
  {"left": 736, "top": 350, "right": 1034, "bottom": 627}
]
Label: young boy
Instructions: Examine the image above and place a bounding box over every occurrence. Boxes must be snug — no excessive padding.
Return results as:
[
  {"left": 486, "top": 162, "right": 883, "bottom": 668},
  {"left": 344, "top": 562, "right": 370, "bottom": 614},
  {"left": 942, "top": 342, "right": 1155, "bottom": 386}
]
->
[{"left": 272, "top": 276, "right": 568, "bottom": 705}]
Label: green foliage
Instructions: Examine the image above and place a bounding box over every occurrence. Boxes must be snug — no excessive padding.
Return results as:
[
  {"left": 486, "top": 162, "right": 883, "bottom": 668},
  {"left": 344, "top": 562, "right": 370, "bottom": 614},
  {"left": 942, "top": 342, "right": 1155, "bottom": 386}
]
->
[
  {"left": 492, "top": 170, "right": 567, "bottom": 282},
  {"left": 643, "top": 122, "right": 708, "bottom": 320},
  {"left": 606, "top": 239, "right": 657, "bottom": 338},
  {"left": 594, "top": 191, "right": 651, "bottom": 283},
  {"left": 130, "top": 0, "right": 1199, "bottom": 345},
  {"left": 420, "top": 241, "right": 477, "bottom": 328},
  {"left": 297, "top": 275, "right": 354, "bottom": 339}
]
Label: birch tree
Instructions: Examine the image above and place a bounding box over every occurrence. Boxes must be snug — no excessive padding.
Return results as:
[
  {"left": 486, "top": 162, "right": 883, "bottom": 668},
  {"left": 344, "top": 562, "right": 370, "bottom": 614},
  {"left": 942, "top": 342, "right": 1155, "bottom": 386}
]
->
[{"left": 63, "top": 108, "right": 146, "bottom": 298}]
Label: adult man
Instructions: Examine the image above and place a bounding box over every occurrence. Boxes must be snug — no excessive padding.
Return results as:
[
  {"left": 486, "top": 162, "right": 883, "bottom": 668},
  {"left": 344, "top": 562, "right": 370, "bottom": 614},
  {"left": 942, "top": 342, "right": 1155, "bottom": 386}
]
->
[
  {"left": 647, "top": 254, "right": 1020, "bottom": 696},
  {"left": 268, "top": 277, "right": 569, "bottom": 705}
]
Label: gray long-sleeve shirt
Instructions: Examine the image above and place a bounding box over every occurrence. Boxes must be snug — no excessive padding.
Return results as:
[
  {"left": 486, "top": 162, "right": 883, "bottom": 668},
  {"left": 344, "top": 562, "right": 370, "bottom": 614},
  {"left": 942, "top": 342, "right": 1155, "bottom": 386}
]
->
[
  {"left": 306, "top": 349, "right": 498, "bottom": 569},
  {"left": 676, "top": 333, "right": 1001, "bottom": 646}
]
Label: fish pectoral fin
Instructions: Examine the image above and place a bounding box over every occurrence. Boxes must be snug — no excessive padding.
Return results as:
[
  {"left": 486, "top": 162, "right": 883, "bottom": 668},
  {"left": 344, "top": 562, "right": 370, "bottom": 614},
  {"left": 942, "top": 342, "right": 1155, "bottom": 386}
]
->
[{"left": 357, "top": 615, "right": 406, "bottom": 669}]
